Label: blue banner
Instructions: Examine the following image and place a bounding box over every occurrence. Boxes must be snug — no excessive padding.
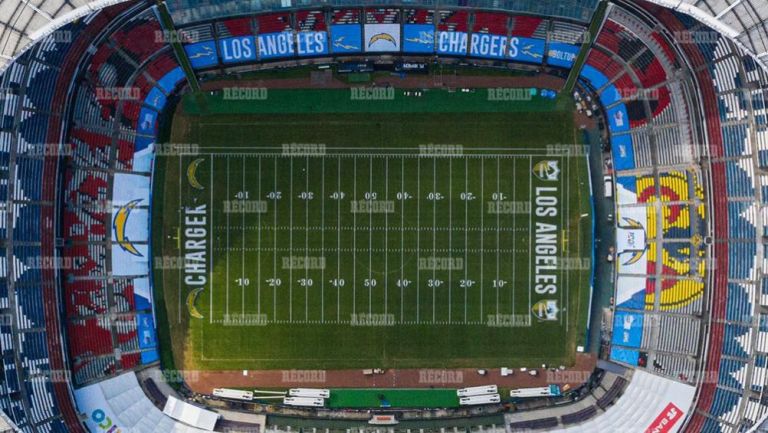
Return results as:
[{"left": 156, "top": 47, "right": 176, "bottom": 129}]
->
[
  {"left": 610, "top": 346, "right": 640, "bottom": 366},
  {"left": 329, "top": 25, "right": 362, "bottom": 54},
  {"left": 508, "top": 37, "right": 545, "bottom": 64},
  {"left": 547, "top": 42, "right": 580, "bottom": 68},
  {"left": 580, "top": 65, "right": 609, "bottom": 90},
  {"left": 612, "top": 134, "right": 636, "bottom": 171},
  {"left": 157, "top": 67, "right": 185, "bottom": 93},
  {"left": 437, "top": 31, "right": 468, "bottom": 56},
  {"left": 144, "top": 87, "right": 166, "bottom": 111},
  {"left": 607, "top": 103, "right": 630, "bottom": 133},
  {"left": 469, "top": 33, "right": 508, "bottom": 59},
  {"left": 611, "top": 310, "right": 644, "bottom": 348},
  {"left": 136, "top": 313, "right": 157, "bottom": 349},
  {"left": 296, "top": 31, "right": 329, "bottom": 56},
  {"left": 184, "top": 41, "right": 218, "bottom": 69},
  {"left": 137, "top": 108, "right": 157, "bottom": 136},
  {"left": 403, "top": 24, "right": 434, "bottom": 53},
  {"left": 600, "top": 84, "right": 623, "bottom": 107},
  {"left": 219, "top": 35, "right": 257, "bottom": 64},
  {"left": 258, "top": 31, "right": 295, "bottom": 59}
]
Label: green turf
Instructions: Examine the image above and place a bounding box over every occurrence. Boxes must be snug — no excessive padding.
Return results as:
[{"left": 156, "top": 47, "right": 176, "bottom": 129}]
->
[
  {"left": 155, "top": 88, "right": 592, "bottom": 371},
  {"left": 328, "top": 389, "right": 459, "bottom": 408}
]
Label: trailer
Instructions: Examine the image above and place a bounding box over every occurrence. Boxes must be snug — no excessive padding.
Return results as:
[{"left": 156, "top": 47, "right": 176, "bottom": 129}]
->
[
  {"left": 213, "top": 388, "right": 253, "bottom": 401},
  {"left": 283, "top": 397, "right": 325, "bottom": 407},
  {"left": 288, "top": 388, "right": 331, "bottom": 398},
  {"left": 457, "top": 385, "right": 498, "bottom": 397},
  {"left": 459, "top": 394, "right": 501, "bottom": 406}
]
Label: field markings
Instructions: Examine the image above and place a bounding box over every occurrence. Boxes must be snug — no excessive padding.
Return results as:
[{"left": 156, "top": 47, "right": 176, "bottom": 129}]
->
[
  {"left": 369, "top": 155, "right": 373, "bottom": 315},
  {"left": 241, "top": 157, "right": 245, "bottom": 316},
  {"left": 209, "top": 157, "right": 214, "bottom": 323},
  {"left": 353, "top": 157, "right": 357, "bottom": 317},
  {"left": 305, "top": 156, "right": 310, "bottom": 322},
  {"left": 432, "top": 157, "right": 436, "bottom": 324},
  {"left": 273, "top": 157, "right": 278, "bottom": 321},
  {"left": 384, "top": 157, "right": 389, "bottom": 317},
  {"left": 448, "top": 158, "right": 452, "bottom": 324},
  {"left": 464, "top": 158, "right": 468, "bottom": 324},
  {"left": 479, "top": 158, "right": 484, "bottom": 321},
  {"left": 321, "top": 157, "right": 325, "bottom": 323},
  {"left": 416, "top": 157, "right": 421, "bottom": 324},
  {"left": 512, "top": 157, "right": 516, "bottom": 316},
  {"left": 337, "top": 156, "right": 341, "bottom": 323},
  {"left": 528, "top": 156, "right": 533, "bottom": 313},
  {"left": 495, "top": 157, "right": 500, "bottom": 317},
  {"left": 226, "top": 156, "right": 230, "bottom": 319},
  {"left": 289, "top": 158, "right": 294, "bottom": 322},
  {"left": 257, "top": 156, "right": 261, "bottom": 316},
  {"left": 400, "top": 156, "right": 405, "bottom": 323}
]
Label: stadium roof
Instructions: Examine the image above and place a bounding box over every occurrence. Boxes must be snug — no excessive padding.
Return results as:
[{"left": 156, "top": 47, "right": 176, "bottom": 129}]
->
[
  {"left": 0, "top": 0, "right": 126, "bottom": 71},
  {"left": 646, "top": 0, "right": 768, "bottom": 62}
]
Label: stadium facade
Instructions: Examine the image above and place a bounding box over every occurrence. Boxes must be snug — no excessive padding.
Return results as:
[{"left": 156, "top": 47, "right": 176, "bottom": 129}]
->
[{"left": 0, "top": 0, "right": 767, "bottom": 432}]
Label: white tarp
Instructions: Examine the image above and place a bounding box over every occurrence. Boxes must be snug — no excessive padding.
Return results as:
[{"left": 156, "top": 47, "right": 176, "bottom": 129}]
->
[
  {"left": 112, "top": 173, "right": 151, "bottom": 206},
  {"left": 75, "top": 372, "right": 212, "bottom": 433},
  {"left": 111, "top": 244, "right": 149, "bottom": 276},
  {"left": 163, "top": 396, "right": 219, "bottom": 431},
  {"left": 559, "top": 371, "right": 695, "bottom": 433}
]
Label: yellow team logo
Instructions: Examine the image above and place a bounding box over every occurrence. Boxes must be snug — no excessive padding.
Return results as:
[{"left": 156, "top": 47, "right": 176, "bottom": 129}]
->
[
  {"left": 113, "top": 199, "right": 142, "bottom": 257},
  {"left": 187, "top": 158, "right": 205, "bottom": 190},
  {"left": 532, "top": 160, "right": 560, "bottom": 181},
  {"left": 368, "top": 33, "right": 397, "bottom": 48},
  {"left": 186, "top": 287, "right": 204, "bottom": 319}
]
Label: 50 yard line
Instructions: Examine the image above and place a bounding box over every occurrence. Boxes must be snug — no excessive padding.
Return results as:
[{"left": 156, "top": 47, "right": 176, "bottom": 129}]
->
[
  {"left": 209, "top": 157, "right": 214, "bottom": 323},
  {"left": 226, "top": 156, "right": 230, "bottom": 319}
]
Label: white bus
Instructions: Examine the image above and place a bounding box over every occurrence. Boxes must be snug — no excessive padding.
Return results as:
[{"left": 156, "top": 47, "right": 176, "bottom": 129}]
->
[
  {"left": 509, "top": 385, "right": 562, "bottom": 398},
  {"left": 457, "top": 385, "right": 498, "bottom": 397},
  {"left": 283, "top": 397, "right": 325, "bottom": 407},
  {"left": 288, "top": 388, "right": 331, "bottom": 398},
  {"left": 213, "top": 388, "right": 253, "bottom": 401},
  {"left": 459, "top": 394, "right": 501, "bottom": 406}
]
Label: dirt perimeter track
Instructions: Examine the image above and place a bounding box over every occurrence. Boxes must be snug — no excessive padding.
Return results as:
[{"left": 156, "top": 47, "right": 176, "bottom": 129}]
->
[{"left": 186, "top": 354, "right": 596, "bottom": 394}]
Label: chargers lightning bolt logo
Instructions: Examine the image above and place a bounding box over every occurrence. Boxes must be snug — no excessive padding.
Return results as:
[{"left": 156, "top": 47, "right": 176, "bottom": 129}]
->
[{"left": 114, "top": 199, "right": 142, "bottom": 257}]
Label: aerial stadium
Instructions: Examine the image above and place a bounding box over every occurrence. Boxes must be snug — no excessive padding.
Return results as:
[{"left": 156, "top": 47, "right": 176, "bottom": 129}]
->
[{"left": 0, "top": 0, "right": 766, "bottom": 431}]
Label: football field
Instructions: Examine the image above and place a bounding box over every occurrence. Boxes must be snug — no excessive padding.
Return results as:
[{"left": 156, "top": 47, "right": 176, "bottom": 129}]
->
[{"left": 154, "top": 89, "right": 593, "bottom": 370}]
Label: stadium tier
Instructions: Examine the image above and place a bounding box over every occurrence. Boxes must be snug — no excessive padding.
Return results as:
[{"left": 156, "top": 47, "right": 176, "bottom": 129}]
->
[{"left": 0, "top": 0, "right": 767, "bottom": 432}]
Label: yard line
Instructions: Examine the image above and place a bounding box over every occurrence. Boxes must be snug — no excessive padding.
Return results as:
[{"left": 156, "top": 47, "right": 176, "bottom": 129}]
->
[
  {"left": 321, "top": 157, "right": 325, "bottom": 323},
  {"left": 273, "top": 157, "right": 278, "bottom": 322},
  {"left": 416, "top": 157, "right": 421, "bottom": 324},
  {"left": 400, "top": 156, "right": 405, "bottom": 323},
  {"left": 209, "top": 157, "right": 214, "bottom": 323},
  {"left": 353, "top": 157, "right": 357, "bottom": 316},
  {"left": 241, "top": 156, "right": 245, "bottom": 316},
  {"left": 464, "top": 157, "right": 468, "bottom": 324},
  {"left": 496, "top": 157, "right": 500, "bottom": 317},
  {"left": 226, "top": 156, "right": 230, "bottom": 319},
  {"left": 480, "top": 157, "right": 484, "bottom": 321},
  {"left": 305, "top": 156, "right": 310, "bottom": 322},
  {"left": 337, "top": 156, "right": 341, "bottom": 323},
  {"left": 448, "top": 157, "right": 452, "bottom": 324},
  {"left": 432, "top": 157, "right": 437, "bottom": 323},
  {"left": 369, "top": 155, "right": 373, "bottom": 315},
  {"left": 289, "top": 157, "right": 294, "bottom": 322},
  {"left": 257, "top": 156, "right": 261, "bottom": 316},
  {"left": 384, "top": 157, "right": 389, "bottom": 317},
  {"left": 511, "top": 157, "right": 515, "bottom": 316},
  {"left": 528, "top": 156, "right": 533, "bottom": 313}
]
